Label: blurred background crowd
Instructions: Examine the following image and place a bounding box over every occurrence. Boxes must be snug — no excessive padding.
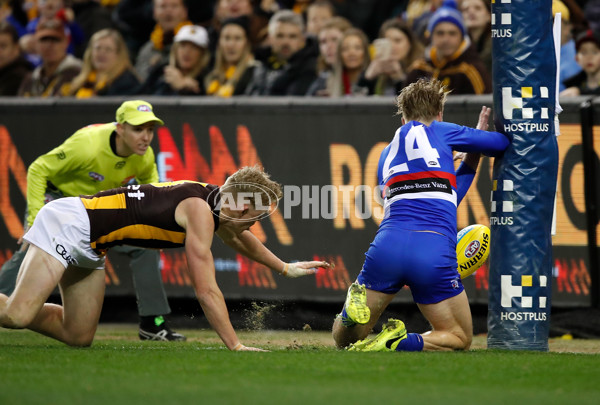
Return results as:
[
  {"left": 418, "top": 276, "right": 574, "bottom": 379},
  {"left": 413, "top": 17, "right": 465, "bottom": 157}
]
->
[{"left": 0, "top": 0, "right": 597, "bottom": 99}]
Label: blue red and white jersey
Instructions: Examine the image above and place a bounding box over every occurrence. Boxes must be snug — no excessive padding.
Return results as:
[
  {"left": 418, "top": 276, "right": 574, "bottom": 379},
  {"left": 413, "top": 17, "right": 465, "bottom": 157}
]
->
[{"left": 377, "top": 120, "right": 508, "bottom": 240}]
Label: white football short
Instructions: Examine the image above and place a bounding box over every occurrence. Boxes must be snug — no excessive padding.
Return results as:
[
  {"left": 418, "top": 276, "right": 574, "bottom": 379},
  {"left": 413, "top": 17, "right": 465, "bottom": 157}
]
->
[{"left": 23, "top": 197, "right": 105, "bottom": 270}]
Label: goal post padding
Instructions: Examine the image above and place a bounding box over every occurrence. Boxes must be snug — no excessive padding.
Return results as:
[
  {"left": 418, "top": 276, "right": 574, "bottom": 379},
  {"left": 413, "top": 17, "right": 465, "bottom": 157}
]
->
[{"left": 487, "top": 0, "right": 559, "bottom": 351}]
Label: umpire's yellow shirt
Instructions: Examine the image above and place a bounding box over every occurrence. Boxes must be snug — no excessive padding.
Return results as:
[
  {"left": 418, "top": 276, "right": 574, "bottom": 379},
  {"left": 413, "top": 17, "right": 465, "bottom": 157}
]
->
[{"left": 26, "top": 123, "right": 159, "bottom": 226}]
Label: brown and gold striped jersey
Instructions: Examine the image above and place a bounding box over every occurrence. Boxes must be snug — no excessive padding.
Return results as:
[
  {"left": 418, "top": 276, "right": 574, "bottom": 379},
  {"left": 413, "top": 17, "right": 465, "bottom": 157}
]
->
[{"left": 80, "top": 181, "right": 220, "bottom": 253}]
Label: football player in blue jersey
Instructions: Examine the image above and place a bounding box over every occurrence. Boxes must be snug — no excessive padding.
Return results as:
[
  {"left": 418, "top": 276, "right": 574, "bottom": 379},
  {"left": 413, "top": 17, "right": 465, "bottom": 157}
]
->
[{"left": 333, "top": 78, "right": 510, "bottom": 352}]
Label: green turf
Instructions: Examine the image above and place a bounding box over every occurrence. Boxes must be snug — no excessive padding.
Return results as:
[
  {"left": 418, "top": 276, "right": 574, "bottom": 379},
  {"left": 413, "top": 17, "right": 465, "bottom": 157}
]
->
[{"left": 1, "top": 327, "right": 599, "bottom": 405}]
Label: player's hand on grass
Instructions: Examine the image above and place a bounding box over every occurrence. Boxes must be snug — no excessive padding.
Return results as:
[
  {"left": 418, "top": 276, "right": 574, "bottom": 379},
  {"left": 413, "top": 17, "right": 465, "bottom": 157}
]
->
[
  {"left": 233, "top": 343, "right": 269, "bottom": 352},
  {"left": 281, "top": 261, "right": 332, "bottom": 278}
]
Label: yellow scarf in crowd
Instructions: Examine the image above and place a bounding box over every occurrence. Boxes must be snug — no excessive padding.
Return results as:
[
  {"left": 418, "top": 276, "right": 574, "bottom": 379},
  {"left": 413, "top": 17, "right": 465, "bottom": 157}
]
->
[
  {"left": 207, "top": 66, "right": 236, "bottom": 98},
  {"left": 61, "top": 71, "right": 107, "bottom": 98},
  {"left": 292, "top": 3, "right": 308, "bottom": 15},
  {"left": 76, "top": 71, "right": 107, "bottom": 98},
  {"left": 100, "top": 0, "right": 121, "bottom": 7},
  {"left": 150, "top": 21, "right": 192, "bottom": 51}
]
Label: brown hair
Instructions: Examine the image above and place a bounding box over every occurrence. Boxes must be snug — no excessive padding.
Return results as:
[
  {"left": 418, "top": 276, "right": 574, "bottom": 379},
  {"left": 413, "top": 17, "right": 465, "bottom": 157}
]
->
[
  {"left": 327, "top": 27, "right": 370, "bottom": 97},
  {"left": 379, "top": 18, "right": 424, "bottom": 70},
  {"left": 316, "top": 16, "right": 353, "bottom": 73},
  {"left": 320, "top": 16, "right": 353, "bottom": 33},
  {"left": 169, "top": 41, "right": 211, "bottom": 78},
  {"left": 204, "top": 19, "right": 254, "bottom": 90},
  {"left": 396, "top": 78, "right": 450, "bottom": 122},
  {"left": 0, "top": 21, "right": 19, "bottom": 43}
]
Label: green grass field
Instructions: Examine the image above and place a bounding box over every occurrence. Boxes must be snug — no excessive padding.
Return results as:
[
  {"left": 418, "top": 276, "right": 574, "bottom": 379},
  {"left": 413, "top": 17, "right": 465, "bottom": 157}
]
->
[{"left": 1, "top": 325, "right": 599, "bottom": 405}]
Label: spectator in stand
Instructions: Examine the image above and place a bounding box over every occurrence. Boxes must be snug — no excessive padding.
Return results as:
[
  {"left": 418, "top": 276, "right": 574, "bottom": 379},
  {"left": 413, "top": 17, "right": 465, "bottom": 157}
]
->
[
  {"left": 460, "top": 0, "right": 491, "bottom": 75},
  {"left": 18, "top": 17, "right": 81, "bottom": 96},
  {"left": 306, "top": 0, "right": 334, "bottom": 37},
  {"left": 205, "top": 16, "right": 257, "bottom": 97},
  {"left": 561, "top": 29, "right": 600, "bottom": 96},
  {"left": 63, "top": 29, "right": 139, "bottom": 97},
  {"left": 23, "top": 0, "right": 36, "bottom": 20},
  {"left": 70, "top": 0, "right": 113, "bottom": 57},
  {"left": 306, "top": 16, "right": 352, "bottom": 95},
  {"left": 585, "top": 1, "right": 600, "bottom": 33},
  {"left": 246, "top": 9, "right": 318, "bottom": 95},
  {"left": 310, "top": 27, "right": 370, "bottom": 97},
  {"left": 20, "top": 0, "right": 85, "bottom": 62},
  {"left": 404, "top": 2, "right": 491, "bottom": 94},
  {"left": 138, "top": 24, "right": 210, "bottom": 95},
  {"left": 323, "top": 0, "right": 378, "bottom": 40},
  {"left": 184, "top": 0, "right": 218, "bottom": 25},
  {"left": 1, "top": 0, "right": 29, "bottom": 37},
  {"left": 134, "top": 0, "right": 192, "bottom": 81},
  {"left": 560, "top": 0, "right": 588, "bottom": 34},
  {"left": 405, "top": 0, "right": 444, "bottom": 44},
  {"left": 278, "top": 0, "right": 313, "bottom": 16},
  {"left": 358, "top": 18, "right": 423, "bottom": 96},
  {"left": 553, "top": 0, "right": 583, "bottom": 92},
  {"left": 113, "top": 0, "right": 155, "bottom": 60},
  {"left": 360, "top": 0, "right": 408, "bottom": 41},
  {"left": 114, "top": 0, "right": 214, "bottom": 58},
  {"left": 0, "top": 21, "right": 32, "bottom": 95},
  {"left": 208, "top": 0, "right": 271, "bottom": 55}
]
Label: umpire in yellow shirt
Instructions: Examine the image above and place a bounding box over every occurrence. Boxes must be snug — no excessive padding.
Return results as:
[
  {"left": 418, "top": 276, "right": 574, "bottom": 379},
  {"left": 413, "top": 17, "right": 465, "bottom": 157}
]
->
[{"left": 0, "top": 100, "right": 185, "bottom": 341}]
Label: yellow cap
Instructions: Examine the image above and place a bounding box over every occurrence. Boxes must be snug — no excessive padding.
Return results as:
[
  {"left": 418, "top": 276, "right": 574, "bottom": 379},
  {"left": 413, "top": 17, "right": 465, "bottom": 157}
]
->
[
  {"left": 552, "top": 0, "right": 570, "bottom": 23},
  {"left": 116, "top": 100, "right": 164, "bottom": 126}
]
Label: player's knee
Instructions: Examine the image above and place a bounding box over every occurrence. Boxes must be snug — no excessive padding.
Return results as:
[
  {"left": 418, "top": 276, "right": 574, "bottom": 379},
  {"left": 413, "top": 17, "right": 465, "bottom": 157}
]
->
[
  {"left": 333, "top": 334, "right": 352, "bottom": 349},
  {"left": 64, "top": 332, "right": 95, "bottom": 347},
  {"left": 464, "top": 332, "right": 473, "bottom": 350},
  {"left": 0, "top": 308, "right": 34, "bottom": 329},
  {"left": 456, "top": 330, "right": 472, "bottom": 350}
]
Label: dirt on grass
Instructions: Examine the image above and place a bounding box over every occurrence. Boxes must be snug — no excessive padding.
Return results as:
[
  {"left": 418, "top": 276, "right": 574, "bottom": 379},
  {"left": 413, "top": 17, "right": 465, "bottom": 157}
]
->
[{"left": 95, "top": 324, "right": 600, "bottom": 353}]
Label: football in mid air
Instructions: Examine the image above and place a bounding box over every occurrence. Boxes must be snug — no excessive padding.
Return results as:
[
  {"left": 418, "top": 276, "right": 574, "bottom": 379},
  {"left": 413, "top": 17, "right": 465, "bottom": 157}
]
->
[{"left": 456, "top": 224, "right": 490, "bottom": 279}]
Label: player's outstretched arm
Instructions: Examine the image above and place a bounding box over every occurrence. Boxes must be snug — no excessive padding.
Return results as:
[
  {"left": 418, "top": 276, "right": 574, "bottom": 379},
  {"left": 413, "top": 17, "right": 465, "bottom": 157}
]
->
[
  {"left": 216, "top": 227, "right": 331, "bottom": 278},
  {"left": 176, "top": 198, "right": 266, "bottom": 351},
  {"left": 453, "top": 105, "right": 510, "bottom": 159}
]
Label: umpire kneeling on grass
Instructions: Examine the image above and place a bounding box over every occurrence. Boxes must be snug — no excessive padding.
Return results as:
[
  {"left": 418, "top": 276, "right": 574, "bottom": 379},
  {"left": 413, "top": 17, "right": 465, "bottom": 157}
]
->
[{"left": 0, "top": 166, "right": 330, "bottom": 351}]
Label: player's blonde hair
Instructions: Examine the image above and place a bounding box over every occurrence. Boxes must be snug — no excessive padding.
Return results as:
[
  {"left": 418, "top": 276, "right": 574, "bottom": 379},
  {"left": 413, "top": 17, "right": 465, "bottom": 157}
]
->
[
  {"left": 223, "top": 166, "right": 283, "bottom": 208},
  {"left": 396, "top": 78, "right": 450, "bottom": 122}
]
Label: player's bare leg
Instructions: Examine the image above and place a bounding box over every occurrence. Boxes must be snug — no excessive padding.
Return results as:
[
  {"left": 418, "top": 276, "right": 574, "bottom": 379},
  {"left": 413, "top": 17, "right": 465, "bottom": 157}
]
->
[
  {"left": 332, "top": 289, "right": 394, "bottom": 348},
  {"left": 417, "top": 290, "right": 473, "bottom": 351},
  {"left": 0, "top": 245, "right": 106, "bottom": 346},
  {"left": 0, "top": 245, "right": 64, "bottom": 329},
  {"left": 27, "top": 264, "right": 105, "bottom": 346}
]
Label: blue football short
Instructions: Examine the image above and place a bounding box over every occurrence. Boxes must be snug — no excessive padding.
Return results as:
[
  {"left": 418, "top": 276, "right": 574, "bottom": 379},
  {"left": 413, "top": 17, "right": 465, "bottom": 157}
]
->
[{"left": 356, "top": 224, "right": 464, "bottom": 304}]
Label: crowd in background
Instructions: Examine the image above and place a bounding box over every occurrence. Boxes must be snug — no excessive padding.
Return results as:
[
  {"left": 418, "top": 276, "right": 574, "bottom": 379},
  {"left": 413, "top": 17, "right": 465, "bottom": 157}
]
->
[{"left": 0, "top": 0, "right": 598, "bottom": 99}]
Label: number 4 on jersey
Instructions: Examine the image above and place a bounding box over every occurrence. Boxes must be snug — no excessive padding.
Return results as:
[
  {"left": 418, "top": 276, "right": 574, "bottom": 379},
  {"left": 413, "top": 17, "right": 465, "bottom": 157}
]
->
[{"left": 405, "top": 125, "right": 440, "bottom": 168}]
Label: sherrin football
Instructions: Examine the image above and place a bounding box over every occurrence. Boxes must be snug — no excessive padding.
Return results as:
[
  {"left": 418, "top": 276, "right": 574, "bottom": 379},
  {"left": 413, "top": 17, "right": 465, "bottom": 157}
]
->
[{"left": 456, "top": 224, "right": 490, "bottom": 279}]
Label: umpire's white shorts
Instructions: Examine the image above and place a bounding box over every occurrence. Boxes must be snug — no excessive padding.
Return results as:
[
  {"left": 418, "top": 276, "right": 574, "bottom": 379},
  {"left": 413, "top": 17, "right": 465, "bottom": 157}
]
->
[{"left": 24, "top": 197, "right": 105, "bottom": 270}]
